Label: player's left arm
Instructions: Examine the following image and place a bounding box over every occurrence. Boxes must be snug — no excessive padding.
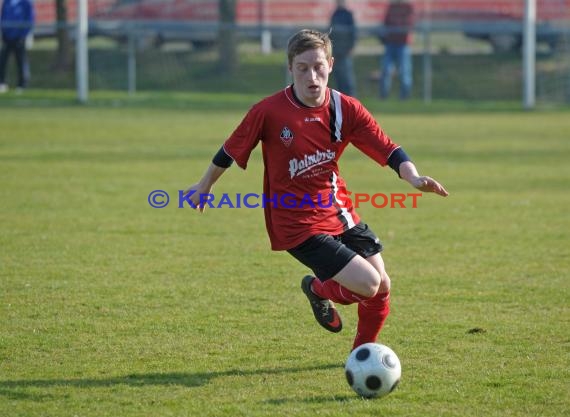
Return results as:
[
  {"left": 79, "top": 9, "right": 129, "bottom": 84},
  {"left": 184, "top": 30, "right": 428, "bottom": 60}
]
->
[
  {"left": 347, "top": 101, "right": 448, "bottom": 197},
  {"left": 398, "top": 160, "right": 449, "bottom": 197}
]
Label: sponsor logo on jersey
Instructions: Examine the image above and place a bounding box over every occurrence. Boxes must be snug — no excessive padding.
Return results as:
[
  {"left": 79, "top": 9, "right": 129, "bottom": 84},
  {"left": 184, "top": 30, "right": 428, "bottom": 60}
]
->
[
  {"left": 289, "top": 149, "right": 336, "bottom": 179},
  {"left": 280, "top": 126, "right": 294, "bottom": 147}
]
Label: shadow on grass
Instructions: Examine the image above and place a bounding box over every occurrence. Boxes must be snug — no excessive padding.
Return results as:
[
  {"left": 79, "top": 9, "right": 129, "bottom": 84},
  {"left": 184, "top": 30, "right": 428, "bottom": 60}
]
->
[
  {"left": 264, "top": 394, "right": 356, "bottom": 405},
  {"left": 0, "top": 363, "right": 342, "bottom": 399}
]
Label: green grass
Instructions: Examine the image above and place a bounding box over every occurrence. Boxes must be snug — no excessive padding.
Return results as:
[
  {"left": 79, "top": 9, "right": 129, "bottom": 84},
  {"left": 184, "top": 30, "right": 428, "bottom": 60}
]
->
[
  {"left": 29, "top": 46, "right": 523, "bottom": 100},
  {"left": 0, "top": 95, "right": 569, "bottom": 417},
  {"left": 8, "top": 36, "right": 567, "bottom": 103}
]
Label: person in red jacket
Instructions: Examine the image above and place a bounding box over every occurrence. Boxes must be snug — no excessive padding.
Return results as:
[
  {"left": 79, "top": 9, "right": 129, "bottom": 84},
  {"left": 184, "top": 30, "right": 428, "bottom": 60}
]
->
[
  {"left": 380, "top": 0, "right": 414, "bottom": 99},
  {"left": 184, "top": 29, "right": 448, "bottom": 351}
]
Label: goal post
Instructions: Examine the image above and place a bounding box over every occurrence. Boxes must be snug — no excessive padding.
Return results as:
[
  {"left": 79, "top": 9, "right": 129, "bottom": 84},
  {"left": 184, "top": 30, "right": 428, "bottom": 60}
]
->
[
  {"left": 76, "top": 0, "right": 89, "bottom": 103},
  {"left": 523, "top": 0, "right": 536, "bottom": 109}
]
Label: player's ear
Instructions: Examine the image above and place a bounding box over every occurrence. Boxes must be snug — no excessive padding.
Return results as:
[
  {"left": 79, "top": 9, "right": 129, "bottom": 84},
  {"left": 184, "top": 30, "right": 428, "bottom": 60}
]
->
[{"left": 329, "top": 56, "right": 334, "bottom": 73}]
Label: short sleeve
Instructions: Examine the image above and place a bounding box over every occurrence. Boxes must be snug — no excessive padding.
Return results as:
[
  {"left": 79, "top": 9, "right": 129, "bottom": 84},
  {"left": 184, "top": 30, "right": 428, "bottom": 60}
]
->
[
  {"left": 223, "top": 104, "right": 265, "bottom": 170},
  {"left": 347, "top": 101, "right": 399, "bottom": 166}
]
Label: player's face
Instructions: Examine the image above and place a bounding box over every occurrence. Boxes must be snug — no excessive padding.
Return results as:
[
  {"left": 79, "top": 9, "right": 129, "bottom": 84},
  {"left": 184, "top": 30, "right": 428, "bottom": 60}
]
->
[{"left": 290, "top": 48, "right": 333, "bottom": 107}]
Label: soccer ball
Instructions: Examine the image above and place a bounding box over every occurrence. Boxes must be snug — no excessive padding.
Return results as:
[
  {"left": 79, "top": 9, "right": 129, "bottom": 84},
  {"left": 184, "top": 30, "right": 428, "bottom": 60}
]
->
[{"left": 345, "top": 343, "right": 401, "bottom": 398}]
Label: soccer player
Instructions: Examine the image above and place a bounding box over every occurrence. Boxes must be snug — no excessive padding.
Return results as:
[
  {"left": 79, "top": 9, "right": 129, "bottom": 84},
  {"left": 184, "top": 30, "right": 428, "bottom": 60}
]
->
[{"left": 184, "top": 29, "right": 448, "bottom": 351}]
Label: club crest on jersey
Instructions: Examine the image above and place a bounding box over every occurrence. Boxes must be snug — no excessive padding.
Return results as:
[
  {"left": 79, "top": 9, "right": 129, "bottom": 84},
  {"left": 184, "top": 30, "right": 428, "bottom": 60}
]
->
[{"left": 280, "top": 126, "right": 294, "bottom": 147}]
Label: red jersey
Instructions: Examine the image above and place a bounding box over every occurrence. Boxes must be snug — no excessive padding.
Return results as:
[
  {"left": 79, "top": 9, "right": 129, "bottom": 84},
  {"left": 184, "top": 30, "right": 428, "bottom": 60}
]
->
[
  {"left": 223, "top": 86, "right": 400, "bottom": 250},
  {"left": 383, "top": 2, "right": 414, "bottom": 45}
]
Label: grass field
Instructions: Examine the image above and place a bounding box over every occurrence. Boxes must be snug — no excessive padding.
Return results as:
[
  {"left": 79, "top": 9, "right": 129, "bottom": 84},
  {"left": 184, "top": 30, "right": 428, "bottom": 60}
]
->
[
  {"left": 0, "top": 94, "right": 569, "bottom": 417},
  {"left": 10, "top": 36, "right": 567, "bottom": 103}
]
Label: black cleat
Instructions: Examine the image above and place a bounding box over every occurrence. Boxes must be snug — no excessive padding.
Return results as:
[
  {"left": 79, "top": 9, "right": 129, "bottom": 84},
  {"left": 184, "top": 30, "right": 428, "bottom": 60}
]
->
[{"left": 301, "top": 275, "right": 343, "bottom": 333}]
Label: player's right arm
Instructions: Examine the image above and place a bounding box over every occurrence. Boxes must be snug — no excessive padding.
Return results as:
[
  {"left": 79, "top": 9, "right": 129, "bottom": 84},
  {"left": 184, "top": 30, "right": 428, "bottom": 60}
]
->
[
  {"left": 184, "top": 103, "right": 264, "bottom": 212},
  {"left": 183, "top": 147, "right": 233, "bottom": 212}
]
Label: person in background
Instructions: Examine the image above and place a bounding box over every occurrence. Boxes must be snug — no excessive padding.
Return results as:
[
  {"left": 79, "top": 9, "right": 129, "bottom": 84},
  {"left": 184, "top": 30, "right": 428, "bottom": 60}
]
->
[
  {"left": 0, "top": 0, "right": 34, "bottom": 93},
  {"left": 329, "top": 0, "right": 357, "bottom": 96},
  {"left": 379, "top": 0, "right": 414, "bottom": 100}
]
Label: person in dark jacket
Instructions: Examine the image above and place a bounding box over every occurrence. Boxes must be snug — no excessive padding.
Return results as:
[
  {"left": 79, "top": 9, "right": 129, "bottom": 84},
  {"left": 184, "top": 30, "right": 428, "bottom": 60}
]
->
[
  {"left": 0, "top": 0, "right": 34, "bottom": 93},
  {"left": 329, "top": 0, "right": 357, "bottom": 96}
]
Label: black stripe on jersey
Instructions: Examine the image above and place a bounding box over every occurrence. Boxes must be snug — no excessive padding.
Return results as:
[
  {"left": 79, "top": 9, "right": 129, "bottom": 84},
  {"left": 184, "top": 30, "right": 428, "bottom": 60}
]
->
[
  {"left": 328, "top": 91, "right": 337, "bottom": 143},
  {"left": 329, "top": 88, "right": 342, "bottom": 142},
  {"left": 328, "top": 89, "right": 343, "bottom": 143},
  {"left": 329, "top": 172, "right": 350, "bottom": 231}
]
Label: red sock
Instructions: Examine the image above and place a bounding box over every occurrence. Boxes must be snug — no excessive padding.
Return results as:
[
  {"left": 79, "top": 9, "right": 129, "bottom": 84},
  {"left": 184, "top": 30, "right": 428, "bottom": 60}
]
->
[
  {"left": 310, "top": 278, "right": 368, "bottom": 305},
  {"left": 352, "top": 291, "right": 390, "bottom": 350}
]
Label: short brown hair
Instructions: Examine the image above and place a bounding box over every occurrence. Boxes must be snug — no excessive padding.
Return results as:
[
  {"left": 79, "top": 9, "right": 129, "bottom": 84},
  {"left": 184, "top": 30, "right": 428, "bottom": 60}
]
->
[{"left": 287, "top": 29, "right": 332, "bottom": 65}]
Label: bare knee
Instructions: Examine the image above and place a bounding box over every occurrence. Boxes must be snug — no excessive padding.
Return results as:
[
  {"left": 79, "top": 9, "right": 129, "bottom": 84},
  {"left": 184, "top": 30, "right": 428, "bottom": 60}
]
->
[
  {"left": 358, "top": 269, "right": 382, "bottom": 298},
  {"left": 333, "top": 255, "right": 392, "bottom": 298},
  {"left": 333, "top": 256, "right": 382, "bottom": 298},
  {"left": 378, "top": 270, "right": 391, "bottom": 294},
  {"left": 362, "top": 269, "right": 391, "bottom": 298},
  {"left": 365, "top": 254, "right": 391, "bottom": 295}
]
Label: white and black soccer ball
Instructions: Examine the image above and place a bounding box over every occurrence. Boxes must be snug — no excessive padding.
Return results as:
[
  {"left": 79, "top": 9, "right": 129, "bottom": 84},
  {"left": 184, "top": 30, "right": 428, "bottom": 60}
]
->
[{"left": 345, "top": 343, "right": 401, "bottom": 398}]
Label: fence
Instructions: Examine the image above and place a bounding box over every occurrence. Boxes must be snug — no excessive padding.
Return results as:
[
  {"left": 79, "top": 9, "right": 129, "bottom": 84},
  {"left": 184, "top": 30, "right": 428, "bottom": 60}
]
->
[{"left": 1, "top": 0, "right": 569, "bottom": 105}]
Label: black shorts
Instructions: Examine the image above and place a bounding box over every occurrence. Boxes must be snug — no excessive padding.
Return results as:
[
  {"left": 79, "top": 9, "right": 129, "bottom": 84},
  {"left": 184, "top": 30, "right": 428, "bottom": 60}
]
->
[{"left": 287, "top": 222, "right": 383, "bottom": 281}]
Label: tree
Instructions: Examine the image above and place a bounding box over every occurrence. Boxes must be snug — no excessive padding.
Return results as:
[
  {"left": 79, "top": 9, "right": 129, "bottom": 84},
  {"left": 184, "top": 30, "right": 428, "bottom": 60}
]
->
[
  {"left": 55, "top": 0, "right": 71, "bottom": 70},
  {"left": 218, "top": 0, "right": 238, "bottom": 75}
]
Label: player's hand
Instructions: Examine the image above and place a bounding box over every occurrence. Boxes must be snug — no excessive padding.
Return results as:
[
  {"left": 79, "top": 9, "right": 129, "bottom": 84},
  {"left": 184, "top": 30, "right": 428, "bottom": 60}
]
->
[
  {"left": 410, "top": 176, "right": 449, "bottom": 197},
  {"left": 183, "top": 183, "right": 212, "bottom": 213}
]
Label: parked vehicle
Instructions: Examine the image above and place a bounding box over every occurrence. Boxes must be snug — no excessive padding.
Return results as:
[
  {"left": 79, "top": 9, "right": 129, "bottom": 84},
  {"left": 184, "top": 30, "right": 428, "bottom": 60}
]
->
[
  {"left": 424, "top": 0, "right": 570, "bottom": 52},
  {"left": 32, "top": 0, "right": 570, "bottom": 52},
  {"left": 32, "top": 0, "right": 115, "bottom": 38}
]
